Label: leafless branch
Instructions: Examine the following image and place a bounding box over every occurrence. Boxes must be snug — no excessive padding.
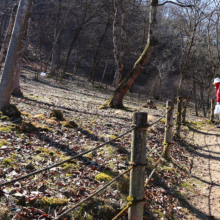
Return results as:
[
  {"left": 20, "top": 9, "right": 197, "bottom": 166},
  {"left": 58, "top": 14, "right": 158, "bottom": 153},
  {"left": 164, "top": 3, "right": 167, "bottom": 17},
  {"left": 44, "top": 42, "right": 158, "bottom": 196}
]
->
[{"left": 157, "top": 1, "right": 193, "bottom": 8}]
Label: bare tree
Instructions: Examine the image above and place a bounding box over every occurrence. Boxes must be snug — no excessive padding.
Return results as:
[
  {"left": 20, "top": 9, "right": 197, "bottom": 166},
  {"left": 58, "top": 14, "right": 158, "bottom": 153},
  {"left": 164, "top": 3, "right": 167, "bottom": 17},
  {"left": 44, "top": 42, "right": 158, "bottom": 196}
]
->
[
  {"left": 100, "top": 0, "right": 193, "bottom": 109},
  {"left": 0, "top": 3, "right": 18, "bottom": 70},
  {"left": 0, "top": 0, "right": 32, "bottom": 111}
]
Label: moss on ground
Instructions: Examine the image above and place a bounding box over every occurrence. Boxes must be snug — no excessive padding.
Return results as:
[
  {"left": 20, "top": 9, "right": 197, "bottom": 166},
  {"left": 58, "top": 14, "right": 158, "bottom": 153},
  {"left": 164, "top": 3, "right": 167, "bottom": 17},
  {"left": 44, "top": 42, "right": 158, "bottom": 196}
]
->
[
  {"left": 24, "top": 121, "right": 52, "bottom": 132},
  {"left": 61, "top": 120, "right": 78, "bottom": 128},
  {"left": 1, "top": 116, "right": 9, "bottom": 121},
  {"left": 73, "top": 199, "right": 118, "bottom": 220},
  {"left": 34, "top": 197, "right": 68, "bottom": 210},
  {"left": 49, "top": 110, "right": 63, "bottom": 120},
  {"left": 35, "top": 147, "right": 56, "bottom": 157},
  {"left": 95, "top": 172, "right": 113, "bottom": 182},
  {"left": 0, "top": 140, "right": 10, "bottom": 147},
  {"left": 2, "top": 158, "right": 15, "bottom": 167},
  {"left": 160, "top": 118, "right": 165, "bottom": 124},
  {"left": 0, "top": 125, "right": 12, "bottom": 132}
]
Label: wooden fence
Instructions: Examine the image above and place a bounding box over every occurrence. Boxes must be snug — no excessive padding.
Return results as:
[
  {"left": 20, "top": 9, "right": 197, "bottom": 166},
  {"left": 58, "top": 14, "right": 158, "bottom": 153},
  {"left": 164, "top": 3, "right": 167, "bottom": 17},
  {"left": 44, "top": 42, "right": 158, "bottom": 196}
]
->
[{"left": 0, "top": 93, "right": 203, "bottom": 220}]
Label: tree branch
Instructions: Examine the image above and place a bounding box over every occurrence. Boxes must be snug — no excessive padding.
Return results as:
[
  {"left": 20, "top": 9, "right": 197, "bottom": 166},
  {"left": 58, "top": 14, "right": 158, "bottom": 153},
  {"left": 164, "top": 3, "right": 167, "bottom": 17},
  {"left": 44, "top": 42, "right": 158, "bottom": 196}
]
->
[{"left": 157, "top": 1, "right": 193, "bottom": 7}]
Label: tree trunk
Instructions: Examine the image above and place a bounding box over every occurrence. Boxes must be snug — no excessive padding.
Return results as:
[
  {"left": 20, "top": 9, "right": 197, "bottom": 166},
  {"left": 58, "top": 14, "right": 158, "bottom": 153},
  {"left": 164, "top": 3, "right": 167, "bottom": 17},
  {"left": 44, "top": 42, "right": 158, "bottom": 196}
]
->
[
  {"left": 193, "top": 77, "right": 198, "bottom": 116},
  {"left": 0, "top": 0, "right": 32, "bottom": 111},
  {"left": 62, "top": 28, "right": 82, "bottom": 77},
  {"left": 101, "top": 60, "right": 108, "bottom": 83},
  {"left": 12, "top": 7, "right": 31, "bottom": 96},
  {"left": 115, "top": 5, "right": 125, "bottom": 88},
  {"left": 112, "top": 0, "right": 120, "bottom": 87},
  {"left": 0, "top": 14, "right": 6, "bottom": 42},
  {"left": 89, "top": 18, "right": 110, "bottom": 81},
  {"left": 24, "top": 17, "right": 31, "bottom": 52},
  {"left": 0, "top": 4, "right": 18, "bottom": 70},
  {"left": 12, "top": 56, "right": 23, "bottom": 96},
  {"left": 206, "top": 83, "right": 211, "bottom": 111},
  {"left": 39, "top": 39, "right": 43, "bottom": 72},
  {"left": 73, "top": 49, "right": 87, "bottom": 76},
  {"left": 200, "top": 85, "right": 206, "bottom": 117},
  {"left": 100, "top": 0, "right": 158, "bottom": 109}
]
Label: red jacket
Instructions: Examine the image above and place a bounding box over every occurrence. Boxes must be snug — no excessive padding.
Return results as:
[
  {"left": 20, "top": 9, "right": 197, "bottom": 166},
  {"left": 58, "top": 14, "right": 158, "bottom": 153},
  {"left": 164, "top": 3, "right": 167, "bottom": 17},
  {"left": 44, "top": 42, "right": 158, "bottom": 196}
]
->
[{"left": 216, "top": 83, "right": 220, "bottom": 103}]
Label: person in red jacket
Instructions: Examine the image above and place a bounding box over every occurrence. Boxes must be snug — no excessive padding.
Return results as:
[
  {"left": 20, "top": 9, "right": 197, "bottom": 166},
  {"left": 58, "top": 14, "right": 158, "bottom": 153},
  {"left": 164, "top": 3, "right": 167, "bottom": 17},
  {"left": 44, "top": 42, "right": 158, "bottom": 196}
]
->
[{"left": 213, "top": 78, "right": 220, "bottom": 127}]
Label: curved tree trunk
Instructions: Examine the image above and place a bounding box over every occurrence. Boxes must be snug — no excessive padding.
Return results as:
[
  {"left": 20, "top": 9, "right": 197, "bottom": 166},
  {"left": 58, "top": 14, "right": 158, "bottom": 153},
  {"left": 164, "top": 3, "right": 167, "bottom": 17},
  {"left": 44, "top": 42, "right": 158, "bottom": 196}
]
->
[
  {"left": 100, "top": 0, "right": 158, "bottom": 109},
  {"left": 0, "top": 0, "right": 32, "bottom": 111}
]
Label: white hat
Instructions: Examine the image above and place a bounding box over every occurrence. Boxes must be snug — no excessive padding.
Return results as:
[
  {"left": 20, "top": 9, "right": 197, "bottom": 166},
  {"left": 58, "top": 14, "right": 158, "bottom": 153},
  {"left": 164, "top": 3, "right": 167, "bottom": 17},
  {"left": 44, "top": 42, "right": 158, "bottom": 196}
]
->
[{"left": 213, "top": 78, "right": 220, "bottom": 85}]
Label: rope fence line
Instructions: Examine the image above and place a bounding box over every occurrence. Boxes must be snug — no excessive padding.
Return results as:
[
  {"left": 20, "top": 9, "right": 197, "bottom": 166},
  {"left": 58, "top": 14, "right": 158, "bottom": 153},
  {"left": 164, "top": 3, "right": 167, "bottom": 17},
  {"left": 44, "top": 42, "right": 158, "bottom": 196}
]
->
[
  {"left": 0, "top": 99, "right": 189, "bottom": 220},
  {"left": 0, "top": 111, "right": 168, "bottom": 188},
  {"left": 0, "top": 127, "right": 135, "bottom": 188},
  {"left": 145, "top": 144, "right": 169, "bottom": 187},
  {"left": 112, "top": 201, "right": 132, "bottom": 220},
  {"left": 54, "top": 112, "right": 169, "bottom": 219},
  {"left": 55, "top": 167, "right": 132, "bottom": 219},
  {"left": 147, "top": 106, "right": 172, "bottom": 128}
]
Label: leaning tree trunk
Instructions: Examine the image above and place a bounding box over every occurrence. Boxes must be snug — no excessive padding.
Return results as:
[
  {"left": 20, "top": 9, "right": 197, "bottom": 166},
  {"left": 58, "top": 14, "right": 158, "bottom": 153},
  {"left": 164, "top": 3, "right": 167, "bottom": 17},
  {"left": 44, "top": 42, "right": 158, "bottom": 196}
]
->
[
  {"left": 0, "top": 0, "right": 32, "bottom": 111},
  {"left": 100, "top": 0, "right": 158, "bottom": 109},
  {"left": 62, "top": 28, "right": 82, "bottom": 77},
  {"left": 0, "top": 4, "right": 18, "bottom": 70},
  {"left": 89, "top": 18, "right": 110, "bottom": 81}
]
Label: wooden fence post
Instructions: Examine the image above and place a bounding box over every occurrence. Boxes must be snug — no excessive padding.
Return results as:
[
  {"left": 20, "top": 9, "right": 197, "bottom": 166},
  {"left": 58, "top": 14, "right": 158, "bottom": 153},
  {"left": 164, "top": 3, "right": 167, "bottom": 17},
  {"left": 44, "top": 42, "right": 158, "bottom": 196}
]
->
[
  {"left": 182, "top": 90, "right": 192, "bottom": 124},
  {"left": 211, "top": 99, "right": 215, "bottom": 122},
  {"left": 182, "top": 97, "right": 187, "bottom": 124},
  {"left": 83, "top": 76, "right": 85, "bottom": 87},
  {"left": 164, "top": 101, "right": 174, "bottom": 159},
  {"left": 176, "top": 97, "right": 182, "bottom": 137},
  {"left": 128, "top": 112, "right": 147, "bottom": 220}
]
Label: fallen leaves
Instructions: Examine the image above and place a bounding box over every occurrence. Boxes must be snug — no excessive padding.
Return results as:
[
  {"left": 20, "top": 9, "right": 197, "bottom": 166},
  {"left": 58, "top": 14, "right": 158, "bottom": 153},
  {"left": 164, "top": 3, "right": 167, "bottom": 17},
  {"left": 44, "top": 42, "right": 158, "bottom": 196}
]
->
[{"left": 0, "top": 75, "right": 195, "bottom": 219}]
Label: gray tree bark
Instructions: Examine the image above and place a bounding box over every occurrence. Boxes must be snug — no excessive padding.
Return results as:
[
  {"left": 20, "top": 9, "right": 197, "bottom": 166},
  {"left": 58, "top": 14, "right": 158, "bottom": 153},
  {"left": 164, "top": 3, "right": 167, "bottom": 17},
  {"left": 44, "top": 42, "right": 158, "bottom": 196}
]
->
[
  {"left": 12, "top": 10, "right": 31, "bottom": 96},
  {"left": 0, "top": 0, "right": 32, "bottom": 111}
]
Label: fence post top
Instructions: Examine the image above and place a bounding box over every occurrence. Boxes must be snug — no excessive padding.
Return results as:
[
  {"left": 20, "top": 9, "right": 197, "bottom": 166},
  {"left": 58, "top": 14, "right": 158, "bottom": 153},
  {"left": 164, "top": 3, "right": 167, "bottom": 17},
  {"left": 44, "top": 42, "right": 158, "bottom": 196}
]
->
[
  {"left": 166, "top": 100, "right": 174, "bottom": 107},
  {"left": 133, "top": 112, "right": 148, "bottom": 127}
]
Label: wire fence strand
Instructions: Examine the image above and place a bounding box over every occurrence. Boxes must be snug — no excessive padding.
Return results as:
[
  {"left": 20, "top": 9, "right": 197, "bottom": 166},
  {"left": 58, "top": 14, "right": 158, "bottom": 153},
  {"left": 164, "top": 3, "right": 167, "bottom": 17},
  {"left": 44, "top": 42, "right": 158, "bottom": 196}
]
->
[
  {"left": 0, "top": 127, "right": 135, "bottom": 188},
  {"left": 145, "top": 144, "right": 169, "bottom": 187},
  {"left": 54, "top": 167, "right": 132, "bottom": 220},
  {"left": 147, "top": 107, "right": 172, "bottom": 128}
]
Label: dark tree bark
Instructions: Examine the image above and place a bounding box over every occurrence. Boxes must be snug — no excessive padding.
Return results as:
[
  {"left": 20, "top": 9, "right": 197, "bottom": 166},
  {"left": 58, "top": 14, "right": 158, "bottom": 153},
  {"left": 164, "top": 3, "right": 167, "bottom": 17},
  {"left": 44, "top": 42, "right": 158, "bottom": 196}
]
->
[{"left": 89, "top": 18, "right": 110, "bottom": 82}]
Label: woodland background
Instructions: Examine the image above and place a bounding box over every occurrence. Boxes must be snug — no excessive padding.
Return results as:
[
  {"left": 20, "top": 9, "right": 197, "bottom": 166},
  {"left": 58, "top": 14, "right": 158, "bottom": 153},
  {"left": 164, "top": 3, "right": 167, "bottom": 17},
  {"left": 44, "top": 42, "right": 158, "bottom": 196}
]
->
[{"left": 0, "top": 0, "right": 219, "bottom": 113}]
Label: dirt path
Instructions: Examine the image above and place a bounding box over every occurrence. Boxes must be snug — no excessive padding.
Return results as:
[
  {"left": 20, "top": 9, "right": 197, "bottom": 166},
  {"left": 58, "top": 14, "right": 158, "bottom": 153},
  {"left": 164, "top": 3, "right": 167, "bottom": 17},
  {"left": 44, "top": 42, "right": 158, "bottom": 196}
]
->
[{"left": 184, "top": 124, "right": 220, "bottom": 220}]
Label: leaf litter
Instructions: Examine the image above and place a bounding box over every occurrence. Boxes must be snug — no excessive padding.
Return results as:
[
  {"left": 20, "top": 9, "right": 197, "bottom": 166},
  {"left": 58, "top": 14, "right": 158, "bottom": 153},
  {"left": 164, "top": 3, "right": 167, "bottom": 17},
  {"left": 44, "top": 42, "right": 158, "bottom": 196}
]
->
[{"left": 0, "top": 74, "right": 197, "bottom": 219}]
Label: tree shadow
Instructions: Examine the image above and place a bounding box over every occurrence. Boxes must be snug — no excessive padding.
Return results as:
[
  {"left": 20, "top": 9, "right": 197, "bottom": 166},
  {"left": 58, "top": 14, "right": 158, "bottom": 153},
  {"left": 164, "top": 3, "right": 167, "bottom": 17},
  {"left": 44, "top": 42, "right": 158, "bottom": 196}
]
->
[
  {"left": 188, "top": 126, "right": 220, "bottom": 137},
  {"left": 145, "top": 169, "right": 214, "bottom": 220},
  {"left": 21, "top": 96, "right": 132, "bottom": 122}
]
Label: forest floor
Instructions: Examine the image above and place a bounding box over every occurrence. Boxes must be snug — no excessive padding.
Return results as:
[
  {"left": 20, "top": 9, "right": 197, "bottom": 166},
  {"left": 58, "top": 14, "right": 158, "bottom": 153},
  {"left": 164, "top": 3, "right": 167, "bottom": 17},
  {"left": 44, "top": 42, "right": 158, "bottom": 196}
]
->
[{"left": 0, "top": 70, "right": 219, "bottom": 220}]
